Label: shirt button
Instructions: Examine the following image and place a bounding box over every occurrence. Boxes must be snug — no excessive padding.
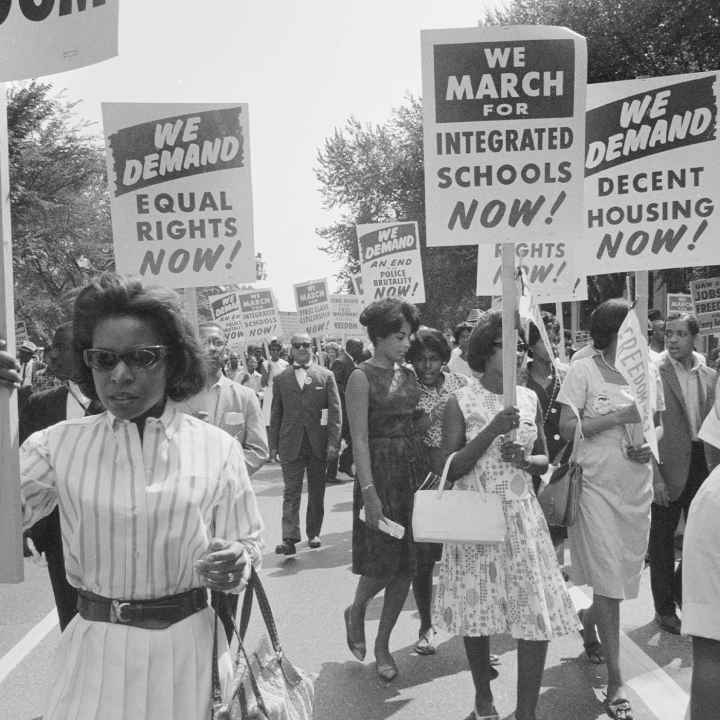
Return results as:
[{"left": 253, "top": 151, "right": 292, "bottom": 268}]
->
[
  {"left": 551, "top": 407, "right": 557, "bottom": 414},
  {"left": 554, "top": 433, "right": 561, "bottom": 441}
]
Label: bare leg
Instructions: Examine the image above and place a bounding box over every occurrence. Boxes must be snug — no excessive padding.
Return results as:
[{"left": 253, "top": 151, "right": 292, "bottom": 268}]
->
[
  {"left": 412, "top": 562, "right": 434, "bottom": 635},
  {"left": 593, "top": 594, "right": 624, "bottom": 700},
  {"left": 374, "top": 574, "right": 412, "bottom": 668},
  {"left": 516, "top": 639, "right": 549, "bottom": 720},
  {"left": 464, "top": 636, "right": 496, "bottom": 716},
  {"left": 350, "top": 574, "right": 387, "bottom": 632}
]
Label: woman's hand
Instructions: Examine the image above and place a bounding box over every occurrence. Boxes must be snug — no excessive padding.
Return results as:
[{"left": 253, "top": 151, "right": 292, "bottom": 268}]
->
[
  {"left": 488, "top": 406, "right": 520, "bottom": 437},
  {"left": 615, "top": 404, "right": 641, "bottom": 425},
  {"left": 195, "top": 538, "right": 251, "bottom": 592},
  {"left": 0, "top": 340, "right": 21, "bottom": 389},
  {"left": 500, "top": 439, "right": 529, "bottom": 469},
  {"left": 361, "top": 486, "right": 384, "bottom": 529},
  {"left": 626, "top": 443, "right": 652, "bottom": 464}
]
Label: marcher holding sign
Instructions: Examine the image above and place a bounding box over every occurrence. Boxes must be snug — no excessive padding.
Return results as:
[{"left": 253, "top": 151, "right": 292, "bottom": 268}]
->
[
  {"left": 356, "top": 221, "right": 426, "bottom": 303},
  {"left": 558, "top": 299, "right": 664, "bottom": 720},
  {"left": 102, "top": 102, "right": 256, "bottom": 289}
]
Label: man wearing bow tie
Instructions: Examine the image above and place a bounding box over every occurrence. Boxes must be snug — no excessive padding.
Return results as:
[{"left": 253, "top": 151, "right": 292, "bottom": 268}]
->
[{"left": 270, "top": 332, "right": 341, "bottom": 555}]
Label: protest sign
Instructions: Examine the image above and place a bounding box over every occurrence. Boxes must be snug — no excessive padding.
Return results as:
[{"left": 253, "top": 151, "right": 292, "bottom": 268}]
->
[
  {"left": 0, "top": 0, "right": 118, "bottom": 81},
  {"left": 14, "top": 319, "right": 28, "bottom": 345},
  {"left": 421, "top": 25, "right": 586, "bottom": 255},
  {"left": 582, "top": 72, "right": 720, "bottom": 274},
  {"left": 356, "top": 221, "right": 425, "bottom": 303},
  {"left": 329, "top": 294, "right": 364, "bottom": 341},
  {"left": 207, "top": 289, "right": 245, "bottom": 352},
  {"left": 237, "top": 288, "right": 280, "bottom": 344},
  {"left": 294, "top": 279, "right": 331, "bottom": 337},
  {"left": 690, "top": 277, "right": 720, "bottom": 335},
  {"left": 666, "top": 292, "right": 694, "bottom": 316},
  {"left": 615, "top": 308, "right": 659, "bottom": 461},
  {"left": 102, "top": 102, "right": 255, "bottom": 289},
  {"left": 475, "top": 242, "right": 587, "bottom": 300},
  {"left": 278, "top": 311, "right": 302, "bottom": 342}
]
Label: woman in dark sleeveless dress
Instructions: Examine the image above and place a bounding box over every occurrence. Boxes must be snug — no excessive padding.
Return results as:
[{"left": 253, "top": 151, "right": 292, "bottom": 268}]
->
[{"left": 343, "top": 298, "right": 424, "bottom": 682}]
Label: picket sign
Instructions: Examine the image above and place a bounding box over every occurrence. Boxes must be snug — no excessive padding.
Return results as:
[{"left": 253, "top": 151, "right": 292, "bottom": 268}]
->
[
  {"left": 0, "top": 84, "right": 22, "bottom": 583},
  {"left": 501, "top": 244, "right": 518, "bottom": 410}
]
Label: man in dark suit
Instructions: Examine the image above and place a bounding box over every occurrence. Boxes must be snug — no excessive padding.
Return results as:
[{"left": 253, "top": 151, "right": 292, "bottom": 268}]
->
[
  {"left": 21, "top": 322, "right": 101, "bottom": 631},
  {"left": 270, "top": 332, "right": 341, "bottom": 554},
  {"left": 651, "top": 311, "right": 717, "bottom": 634}
]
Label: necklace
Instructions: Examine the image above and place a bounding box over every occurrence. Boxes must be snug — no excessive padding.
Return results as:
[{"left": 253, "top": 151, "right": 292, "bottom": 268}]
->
[{"left": 598, "top": 352, "right": 622, "bottom": 375}]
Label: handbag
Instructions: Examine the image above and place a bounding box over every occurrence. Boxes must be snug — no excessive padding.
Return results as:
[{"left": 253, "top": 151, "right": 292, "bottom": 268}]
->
[
  {"left": 538, "top": 406, "right": 583, "bottom": 527},
  {"left": 412, "top": 452, "right": 507, "bottom": 544},
  {"left": 212, "top": 568, "right": 315, "bottom": 720}
]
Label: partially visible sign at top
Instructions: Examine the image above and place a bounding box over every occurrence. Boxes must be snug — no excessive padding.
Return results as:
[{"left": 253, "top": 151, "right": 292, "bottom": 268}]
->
[{"left": 0, "top": 0, "right": 118, "bottom": 81}]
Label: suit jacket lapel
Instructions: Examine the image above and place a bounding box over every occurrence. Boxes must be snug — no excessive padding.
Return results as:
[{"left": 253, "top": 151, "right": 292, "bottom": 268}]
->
[{"left": 661, "top": 358, "right": 692, "bottom": 431}]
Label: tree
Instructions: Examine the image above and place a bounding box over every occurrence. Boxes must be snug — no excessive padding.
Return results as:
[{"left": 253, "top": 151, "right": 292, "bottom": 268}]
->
[
  {"left": 315, "top": 97, "right": 480, "bottom": 331},
  {"left": 8, "top": 81, "right": 113, "bottom": 345}
]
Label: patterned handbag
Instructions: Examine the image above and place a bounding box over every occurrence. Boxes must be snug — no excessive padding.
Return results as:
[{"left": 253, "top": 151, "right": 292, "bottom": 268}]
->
[{"left": 212, "top": 569, "right": 315, "bottom": 720}]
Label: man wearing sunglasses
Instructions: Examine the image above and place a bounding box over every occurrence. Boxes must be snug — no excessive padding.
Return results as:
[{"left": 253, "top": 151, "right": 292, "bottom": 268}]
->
[
  {"left": 173, "top": 322, "right": 268, "bottom": 477},
  {"left": 269, "top": 332, "right": 341, "bottom": 555}
]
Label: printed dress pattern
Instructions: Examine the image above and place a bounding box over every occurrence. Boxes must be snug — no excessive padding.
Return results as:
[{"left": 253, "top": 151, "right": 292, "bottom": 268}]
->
[{"left": 433, "top": 380, "right": 579, "bottom": 640}]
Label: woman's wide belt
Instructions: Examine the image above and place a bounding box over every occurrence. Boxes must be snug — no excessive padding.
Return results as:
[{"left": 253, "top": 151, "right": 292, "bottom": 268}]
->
[{"left": 76, "top": 587, "right": 207, "bottom": 629}]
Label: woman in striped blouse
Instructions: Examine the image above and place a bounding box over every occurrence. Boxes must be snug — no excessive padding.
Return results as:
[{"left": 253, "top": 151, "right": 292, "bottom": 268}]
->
[{"left": 1, "top": 273, "right": 264, "bottom": 720}]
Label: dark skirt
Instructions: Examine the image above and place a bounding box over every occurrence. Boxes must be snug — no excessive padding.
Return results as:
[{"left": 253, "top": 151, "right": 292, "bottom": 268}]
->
[{"left": 352, "top": 436, "right": 424, "bottom": 578}]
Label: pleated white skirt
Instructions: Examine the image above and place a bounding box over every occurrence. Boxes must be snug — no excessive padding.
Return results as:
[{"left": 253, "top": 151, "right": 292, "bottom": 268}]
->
[{"left": 44, "top": 607, "right": 233, "bottom": 720}]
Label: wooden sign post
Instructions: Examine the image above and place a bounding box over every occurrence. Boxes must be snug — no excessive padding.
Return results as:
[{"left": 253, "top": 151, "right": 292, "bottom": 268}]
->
[
  {"left": 0, "top": 85, "right": 22, "bottom": 582},
  {"left": 501, "top": 244, "right": 518, "bottom": 409},
  {"left": 555, "top": 301, "right": 567, "bottom": 363}
]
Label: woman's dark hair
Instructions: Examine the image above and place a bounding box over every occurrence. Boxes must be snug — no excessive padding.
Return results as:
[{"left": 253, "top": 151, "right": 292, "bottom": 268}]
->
[
  {"left": 590, "top": 298, "right": 630, "bottom": 350},
  {"left": 453, "top": 321, "right": 474, "bottom": 344},
  {"left": 406, "top": 326, "right": 451, "bottom": 365},
  {"left": 466, "top": 310, "right": 503, "bottom": 372},
  {"left": 73, "top": 273, "right": 207, "bottom": 402},
  {"left": 359, "top": 298, "right": 420, "bottom": 344}
]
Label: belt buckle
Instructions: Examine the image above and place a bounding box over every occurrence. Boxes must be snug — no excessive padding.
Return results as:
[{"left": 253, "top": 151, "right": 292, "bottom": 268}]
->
[{"left": 110, "top": 600, "right": 132, "bottom": 624}]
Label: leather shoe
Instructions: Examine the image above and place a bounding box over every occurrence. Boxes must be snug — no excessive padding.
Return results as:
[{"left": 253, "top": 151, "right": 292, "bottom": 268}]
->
[
  {"left": 655, "top": 612, "right": 681, "bottom": 634},
  {"left": 308, "top": 537, "right": 321, "bottom": 549},
  {"left": 274, "top": 540, "right": 296, "bottom": 556}
]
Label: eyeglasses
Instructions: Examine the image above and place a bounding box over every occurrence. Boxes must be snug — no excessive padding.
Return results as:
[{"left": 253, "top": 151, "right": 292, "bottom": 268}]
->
[
  {"left": 493, "top": 341, "right": 528, "bottom": 353},
  {"left": 83, "top": 345, "right": 169, "bottom": 371},
  {"left": 292, "top": 342, "right": 311, "bottom": 349}
]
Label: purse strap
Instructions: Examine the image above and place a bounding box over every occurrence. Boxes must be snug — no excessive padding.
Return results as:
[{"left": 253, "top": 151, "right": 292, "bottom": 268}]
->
[{"left": 436, "top": 451, "right": 457, "bottom": 495}]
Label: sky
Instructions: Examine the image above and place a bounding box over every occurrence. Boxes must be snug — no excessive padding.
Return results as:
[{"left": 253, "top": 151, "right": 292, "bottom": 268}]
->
[{"left": 38, "top": 0, "right": 505, "bottom": 310}]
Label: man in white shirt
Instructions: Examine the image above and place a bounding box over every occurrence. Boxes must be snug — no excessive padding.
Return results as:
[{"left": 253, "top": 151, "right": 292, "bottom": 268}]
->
[
  {"left": 682, "top": 386, "right": 720, "bottom": 718},
  {"left": 651, "top": 312, "right": 716, "bottom": 633},
  {"left": 177, "top": 322, "right": 268, "bottom": 476}
]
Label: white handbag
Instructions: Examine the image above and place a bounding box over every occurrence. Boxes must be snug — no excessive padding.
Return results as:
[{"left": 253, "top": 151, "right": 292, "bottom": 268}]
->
[{"left": 412, "top": 452, "right": 507, "bottom": 544}]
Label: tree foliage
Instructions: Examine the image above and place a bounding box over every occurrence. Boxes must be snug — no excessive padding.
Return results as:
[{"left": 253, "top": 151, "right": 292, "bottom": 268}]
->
[
  {"left": 315, "top": 97, "right": 479, "bottom": 331},
  {"left": 8, "top": 81, "right": 113, "bottom": 346},
  {"left": 315, "top": 0, "right": 720, "bottom": 321}
]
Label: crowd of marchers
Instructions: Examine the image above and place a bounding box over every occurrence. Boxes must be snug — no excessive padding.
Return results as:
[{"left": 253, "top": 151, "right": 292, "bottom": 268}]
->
[{"left": 2, "top": 275, "right": 719, "bottom": 720}]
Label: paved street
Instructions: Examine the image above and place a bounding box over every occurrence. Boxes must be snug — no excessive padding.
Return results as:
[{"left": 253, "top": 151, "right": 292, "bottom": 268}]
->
[{"left": 0, "top": 463, "right": 692, "bottom": 720}]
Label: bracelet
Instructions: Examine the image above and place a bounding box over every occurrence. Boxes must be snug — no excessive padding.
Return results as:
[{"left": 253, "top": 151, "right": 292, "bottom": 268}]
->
[{"left": 360, "top": 483, "right": 375, "bottom": 492}]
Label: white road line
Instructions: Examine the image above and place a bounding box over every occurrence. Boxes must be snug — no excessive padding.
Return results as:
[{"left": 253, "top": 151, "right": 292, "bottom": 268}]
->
[
  {"left": 0, "top": 610, "right": 57, "bottom": 686},
  {"left": 569, "top": 586, "right": 689, "bottom": 720}
]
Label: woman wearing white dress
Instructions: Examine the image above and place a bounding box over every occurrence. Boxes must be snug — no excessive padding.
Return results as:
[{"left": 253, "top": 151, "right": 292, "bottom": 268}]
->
[
  {"left": 434, "top": 311, "right": 578, "bottom": 720},
  {"left": 558, "top": 298, "right": 663, "bottom": 720},
  {"left": 0, "top": 273, "right": 264, "bottom": 720}
]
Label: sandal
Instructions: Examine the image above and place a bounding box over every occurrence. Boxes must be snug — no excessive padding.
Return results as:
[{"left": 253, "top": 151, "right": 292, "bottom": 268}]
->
[
  {"left": 462, "top": 708, "right": 500, "bottom": 720},
  {"left": 415, "top": 627, "right": 437, "bottom": 655},
  {"left": 604, "top": 696, "right": 634, "bottom": 719},
  {"left": 344, "top": 605, "right": 365, "bottom": 661},
  {"left": 375, "top": 652, "right": 398, "bottom": 682}
]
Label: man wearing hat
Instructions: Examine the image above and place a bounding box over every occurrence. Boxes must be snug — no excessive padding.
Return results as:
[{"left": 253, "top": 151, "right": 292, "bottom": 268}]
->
[
  {"left": 682, "top": 384, "right": 720, "bottom": 718},
  {"left": 17, "top": 340, "right": 38, "bottom": 388}
]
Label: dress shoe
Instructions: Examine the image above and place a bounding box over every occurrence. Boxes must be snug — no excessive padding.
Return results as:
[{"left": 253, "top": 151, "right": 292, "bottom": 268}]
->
[
  {"left": 274, "top": 540, "right": 296, "bottom": 556},
  {"left": 655, "top": 612, "right": 681, "bottom": 634},
  {"left": 308, "top": 537, "right": 322, "bottom": 549}
]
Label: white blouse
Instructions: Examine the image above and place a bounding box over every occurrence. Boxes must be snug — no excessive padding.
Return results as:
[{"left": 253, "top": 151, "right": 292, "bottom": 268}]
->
[{"left": 20, "top": 405, "right": 264, "bottom": 600}]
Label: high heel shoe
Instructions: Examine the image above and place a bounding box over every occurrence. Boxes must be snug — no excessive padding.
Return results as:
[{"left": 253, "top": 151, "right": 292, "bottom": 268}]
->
[
  {"left": 375, "top": 656, "right": 398, "bottom": 682},
  {"left": 344, "top": 605, "right": 365, "bottom": 661}
]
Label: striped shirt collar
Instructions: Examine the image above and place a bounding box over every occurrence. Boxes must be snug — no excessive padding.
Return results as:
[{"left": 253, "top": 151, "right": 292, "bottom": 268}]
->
[{"left": 105, "top": 401, "right": 181, "bottom": 439}]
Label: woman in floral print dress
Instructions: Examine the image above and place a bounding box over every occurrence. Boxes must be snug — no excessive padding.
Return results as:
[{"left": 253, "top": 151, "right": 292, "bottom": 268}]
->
[{"left": 434, "top": 311, "right": 578, "bottom": 720}]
